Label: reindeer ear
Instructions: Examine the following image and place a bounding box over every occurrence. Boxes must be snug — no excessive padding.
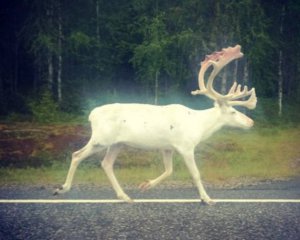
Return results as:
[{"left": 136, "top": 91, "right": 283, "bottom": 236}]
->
[
  {"left": 215, "top": 100, "right": 231, "bottom": 113},
  {"left": 214, "top": 101, "right": 225, "bottom": 112},
  {"left": 214, "top": 100, "right": 225, "bottom": 108},
  {"left": 221, "top": 104, "right": 228, "bottom": 113}
]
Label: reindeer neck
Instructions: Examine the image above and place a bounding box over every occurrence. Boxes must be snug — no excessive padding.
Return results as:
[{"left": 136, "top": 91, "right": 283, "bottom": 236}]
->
[{"left": 195, "top": 107, "right": 225, "bottom": 141}]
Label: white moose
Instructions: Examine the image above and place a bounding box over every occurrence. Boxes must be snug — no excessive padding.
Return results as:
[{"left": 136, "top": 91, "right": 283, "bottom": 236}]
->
[{"left": 54, "top": 45, "right": 257, "bottom": 204}]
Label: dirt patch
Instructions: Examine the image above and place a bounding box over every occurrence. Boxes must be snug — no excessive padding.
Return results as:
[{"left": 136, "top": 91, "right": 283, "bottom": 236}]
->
[{"left": 0, "top": 123, "right": 90, "bottom": 167}]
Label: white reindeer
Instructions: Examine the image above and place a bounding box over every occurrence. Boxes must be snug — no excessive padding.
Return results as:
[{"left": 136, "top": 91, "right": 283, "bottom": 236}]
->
[{"left": 54, "top": 45, "right": 257, "bottom": 204}]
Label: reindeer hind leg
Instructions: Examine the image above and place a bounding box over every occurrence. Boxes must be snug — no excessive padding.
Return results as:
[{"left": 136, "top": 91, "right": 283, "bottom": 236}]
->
[
  {"left": 54, "top": 142, "right": 104, "bottom": 195},
  {"left": 139, "top": 149, "right": 173, "bottom": 191}
]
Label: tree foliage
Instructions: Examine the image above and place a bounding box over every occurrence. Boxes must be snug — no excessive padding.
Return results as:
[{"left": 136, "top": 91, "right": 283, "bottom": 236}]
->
[{"left": 0, "top": 0, "right": 299, "bottom": 118}]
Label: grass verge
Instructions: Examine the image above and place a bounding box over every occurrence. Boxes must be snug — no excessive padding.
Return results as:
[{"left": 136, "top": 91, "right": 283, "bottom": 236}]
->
[{"left": 0, "top": 126, "right": 299, "bottom": 187}]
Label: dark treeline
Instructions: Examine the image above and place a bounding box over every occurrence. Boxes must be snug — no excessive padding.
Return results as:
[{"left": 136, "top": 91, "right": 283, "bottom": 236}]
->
[{"left": 0, "top": 0, "right": 299, "bottom": 120}]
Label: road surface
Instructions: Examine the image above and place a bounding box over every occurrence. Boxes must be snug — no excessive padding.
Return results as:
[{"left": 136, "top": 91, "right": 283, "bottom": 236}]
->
[{"left": 0, "top": 180, "right": 299, "bottom": 240}]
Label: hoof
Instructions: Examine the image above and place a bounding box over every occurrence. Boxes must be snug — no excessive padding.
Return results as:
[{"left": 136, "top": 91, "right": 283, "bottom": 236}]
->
[
  {"left": 126, "top": 198, "right": 134, "bottom": 203},
  {"left": 53, "top": 186, "right": 64, "bottom": 196},
  {"left": 118, "top": 194, "right": 133, "bottom": 203},
  {"left": 201, "top": 198, "right": 215, "bottom": 205},
  {"left": 138, "top": 180, "right": 152, "bottom": 191}
]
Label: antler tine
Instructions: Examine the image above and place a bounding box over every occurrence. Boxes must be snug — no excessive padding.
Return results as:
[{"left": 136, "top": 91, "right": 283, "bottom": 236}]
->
[
  {"left": 228, "top": 82, "right": 238, "bottom": 95},
  {"left": 228, "top": 88, "right": 257, "bottom": 109},
  {"left": 225, "top": 81, "right": 256, "bottom": 100}
]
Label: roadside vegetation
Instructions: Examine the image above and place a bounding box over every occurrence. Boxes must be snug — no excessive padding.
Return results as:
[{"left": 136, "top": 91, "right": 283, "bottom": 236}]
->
[
  {"left": 1, "top": 127, "right": 299, "bottom": 187},
  {"left": 0, "top": 96, "right": 299, "bottom": 187}
]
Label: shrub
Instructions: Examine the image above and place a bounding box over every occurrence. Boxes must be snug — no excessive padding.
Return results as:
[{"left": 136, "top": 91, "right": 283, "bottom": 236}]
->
[{"left": 28, "top": 90, "right": 61, "bottom": 123}]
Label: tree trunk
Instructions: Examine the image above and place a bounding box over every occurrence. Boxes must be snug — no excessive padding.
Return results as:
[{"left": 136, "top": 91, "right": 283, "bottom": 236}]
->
[
  {"left": 96, "top": 0, "right": 100, "bottom": 43},
  {"left": 47, "top": 53, "right": 54, "bottom": 91},
  {"left": 278, "top": 49, "right": 283, "bottom": 117},
  {"left": 241, "top": 60, "right": 249, "bottom": 114},
  {"left": 221, "top": 68, "right": 227, "bottom": 94},
  {"left": 13, "top": 38, "right": 19, "bottom": 94},
  {"left": 243, "top": 59, "right": 249, "bottom": 86},
  {"left": 33, "top": 56, "right": 41, "bottom": 93},
  {"left": 57, "top": 1, "right": 63, "bottom": 102},
  {"left": 278, "top": 4, "right": 285, "bottom": 117},
  {"left": 47, "top": 2, "right": 54, "bottom": 92},
  {"left": 0, "top": 75, "right": 3, "bottom": 100},
  {"left": 233, "top": 60, "right": 238, "bottom": 83},
  {"left": 154, "top": 70, "right": 159, "bottom": 105},
  {"left": 13, "top": 12, "right": 19, "bottom": 94}
]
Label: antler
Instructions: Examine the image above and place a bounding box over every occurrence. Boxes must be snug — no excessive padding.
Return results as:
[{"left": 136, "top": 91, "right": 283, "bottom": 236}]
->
[{"left": 191, "top": 45, "right": 257, "bottom": 109}]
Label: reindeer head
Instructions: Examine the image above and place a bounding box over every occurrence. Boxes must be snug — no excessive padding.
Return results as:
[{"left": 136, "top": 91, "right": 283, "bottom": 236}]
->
[{"left": 192, "top": 45, "right": 257, "bottom": 129}]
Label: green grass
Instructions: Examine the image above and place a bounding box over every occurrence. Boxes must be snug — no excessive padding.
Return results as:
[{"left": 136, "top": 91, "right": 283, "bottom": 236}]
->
[
  {"left": 200, "top": 126, "right": 300, "bottom": 183},
  {"left": 0, "top": 165, "right": 190, "bottom": 187},
  {"left": 0, "top": 126, "right": 299, "bottom": 187}
]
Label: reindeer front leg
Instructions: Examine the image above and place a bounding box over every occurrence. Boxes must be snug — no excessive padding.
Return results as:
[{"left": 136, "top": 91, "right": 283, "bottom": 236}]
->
[{"left": 180, "top": 149, "right": 214, "bottom": 205}]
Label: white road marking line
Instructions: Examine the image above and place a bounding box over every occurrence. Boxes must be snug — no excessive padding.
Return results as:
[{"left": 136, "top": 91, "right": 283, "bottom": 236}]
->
[
  {"left": 0, "top": 199, "right": 299, "bottom": 204},
  {"left": 215, "top": 199, "right": 300, "bottom": 203}
]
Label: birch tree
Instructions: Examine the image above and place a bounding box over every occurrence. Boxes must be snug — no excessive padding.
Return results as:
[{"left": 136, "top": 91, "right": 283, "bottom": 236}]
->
[
  {"left": 57, "top": 0, "right": 63, "bottom": 102},
  {"left": 277, "top": 5, "right": 285, "bottom": 116},
  {"left": 131, "top": 14, "right": 169, "bottom": 104}
]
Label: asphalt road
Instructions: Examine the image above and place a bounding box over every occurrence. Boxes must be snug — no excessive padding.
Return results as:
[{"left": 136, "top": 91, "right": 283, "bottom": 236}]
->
[{"left": 0, "top": 180, "right": 299, "bottom": 240}]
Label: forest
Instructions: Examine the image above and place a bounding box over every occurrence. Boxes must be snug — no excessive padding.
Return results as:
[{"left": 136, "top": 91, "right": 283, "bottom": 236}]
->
[{"left": 0, "top": 0, "right": 300, "bottom": 123}]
